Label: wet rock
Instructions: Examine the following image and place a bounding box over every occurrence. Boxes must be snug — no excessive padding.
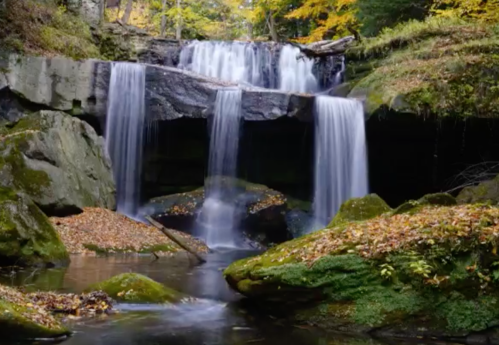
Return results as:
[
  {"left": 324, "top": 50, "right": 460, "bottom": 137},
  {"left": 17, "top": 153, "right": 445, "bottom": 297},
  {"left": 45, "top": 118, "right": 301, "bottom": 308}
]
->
[
  {"left": 86, "top": 273, "right": 182, "bottom": 303},
  {"left": 143, "top": 180, "right": 291, "bottom": 247},
  {"left": 0, "top": 111, "right": 115, "bottom": 216},
  {"left": 328, "top": 194, "right": 391, "bottom": 227},
  {"left": 0, "top": 187, "right": 69, "bottom": 267}
]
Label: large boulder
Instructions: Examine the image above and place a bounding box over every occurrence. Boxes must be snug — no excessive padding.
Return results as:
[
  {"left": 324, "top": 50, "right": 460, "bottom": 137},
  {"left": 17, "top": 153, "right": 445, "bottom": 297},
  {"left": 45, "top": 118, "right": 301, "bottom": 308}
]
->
[
  {"left": 67, "top": 0, "right": 105, "bottom": 26},
  {"left": 143, "top": 180, "right": 290, "bottom": 247},
  {"left": 225, "top": 204, "right": 499, "bottom": 342},
  {"left": 0, "top": 187, "right": 68, "bottom": 267},
  {"left": 0, "top": 111, "right": 115, "bottom": 215},
  {"left": 457, "top": 176, "right": 499, "bottom": 205},
  {"left": 328, "top": 194, "right": 391, "bottom": 227},
  {"left": 86, "top": 273, "right": 182, "bottom": 303},
  {"left": 393, "top": 193, "right": 457, "bottom": 215}
]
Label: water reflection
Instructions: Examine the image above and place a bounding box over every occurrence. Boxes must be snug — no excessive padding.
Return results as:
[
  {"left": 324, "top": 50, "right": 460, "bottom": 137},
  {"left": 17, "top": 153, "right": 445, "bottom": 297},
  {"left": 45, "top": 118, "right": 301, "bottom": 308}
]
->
[{"left": 0, "top": 252, "right": 451, "bottom": 345}]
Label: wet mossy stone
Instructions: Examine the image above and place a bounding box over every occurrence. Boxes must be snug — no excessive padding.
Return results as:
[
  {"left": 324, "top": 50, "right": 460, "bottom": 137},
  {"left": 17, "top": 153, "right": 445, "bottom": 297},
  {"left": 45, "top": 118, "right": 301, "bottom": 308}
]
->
[
  {"left": 328, "top": 194, "right": 391, "bottom": 227},
  {"left": 0, "top": 297, "right": 69, "bottom": 339},
  {"left": 393, "top": 193, "right": 457, "bottom": 215},
  {"left": 0, "top": 187, "right": 69, "bottom": 267},
  {"left": 86, "top": 273, "right": 182, "bottom": 303},
  {"left": 457, "top": 175, "right": 499, "bottom": 205}
]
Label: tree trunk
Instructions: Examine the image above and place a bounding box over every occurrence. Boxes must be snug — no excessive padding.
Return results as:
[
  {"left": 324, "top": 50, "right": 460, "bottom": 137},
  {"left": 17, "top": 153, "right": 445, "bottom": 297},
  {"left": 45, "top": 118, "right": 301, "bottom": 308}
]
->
[
  {"left": 245, "top": 0, "right": 253, "bottom": 40},
  {"left": 268, "top": 10, "right": 278, "bottom": 42},
  {"left": 160, "top": 0, "right": 168, "bottom": 37},
  {"left": 121, "top": 0, "right": 133, "bottom": 24},
  {"left": 116, "top": 0, "right": 121, "bottom": 18},
  {"left": 175, "top": 0, "right": 182, "bottom": 40}
]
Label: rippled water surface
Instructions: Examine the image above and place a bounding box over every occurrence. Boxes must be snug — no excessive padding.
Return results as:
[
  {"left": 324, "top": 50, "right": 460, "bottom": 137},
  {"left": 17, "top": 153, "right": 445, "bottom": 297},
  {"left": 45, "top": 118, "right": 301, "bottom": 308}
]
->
[{"left": 0, "top": 251, "right": 418, "bottom": 345}]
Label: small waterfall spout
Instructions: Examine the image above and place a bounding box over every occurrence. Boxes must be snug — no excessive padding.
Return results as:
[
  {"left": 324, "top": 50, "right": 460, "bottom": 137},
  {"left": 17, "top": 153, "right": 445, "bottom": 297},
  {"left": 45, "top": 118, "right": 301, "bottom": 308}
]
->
[
  {"left": 105, "top": 63, "right": 146, "bottom": 218},
  {"left": 313, "top": 96, "right": 368, "bottom": 228},
  {"left": 197, "top": 88, "right": 243, "bottom": 248},
  {"left": 278, "top": 45, "right": 318, "bottom": 93}
]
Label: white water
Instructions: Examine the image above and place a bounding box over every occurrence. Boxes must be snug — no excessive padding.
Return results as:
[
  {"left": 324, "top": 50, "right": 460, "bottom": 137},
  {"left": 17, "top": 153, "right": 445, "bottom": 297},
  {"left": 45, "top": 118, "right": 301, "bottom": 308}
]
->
[
  {"left": 313, "top": 96, "right": 368, "bottom": 228},
  {"left": 278, "top": 45, "right": 318, "bottom": 93},
  {"left": 178, "top": 41, "right": 318, "bottom": 93},
  {"left": 197, "top": 89, "right": 243, "bottom": 248},
  {"left": 105, "top": 63, "right": 146, "bottom": 218}
]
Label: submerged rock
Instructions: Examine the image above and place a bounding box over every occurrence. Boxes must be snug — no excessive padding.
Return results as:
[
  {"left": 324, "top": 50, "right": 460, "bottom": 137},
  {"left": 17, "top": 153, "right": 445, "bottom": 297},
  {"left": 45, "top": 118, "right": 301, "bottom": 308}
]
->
[
  {"left": 0, "top": 187, "right": 68, "bottom": 267},
  {"left": 144, "top": 180, "right": 290, "bottom": 247},
  {"left": 0, "top": 111, "right": 115, "bottom": 216},
  {"left": 87, "top": 273, "right": 182, "bottom": 303},
  {"left": 457, "top": 175, "right": 499, "bottom": 205},
  {"left": 328, "top": 194, "right": 391, "bottom": 227},
  {"left": 224, "top": 204, "right": 499, "bottom": 341}
]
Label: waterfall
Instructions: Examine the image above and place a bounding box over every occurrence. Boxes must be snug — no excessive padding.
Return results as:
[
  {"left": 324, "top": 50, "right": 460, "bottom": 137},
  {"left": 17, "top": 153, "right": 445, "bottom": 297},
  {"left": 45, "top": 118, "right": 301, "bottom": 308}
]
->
[
  {"left": 278, "top": 45, "right": 318, "bottom": 93},
  {"left": 178, "top": 41, "right": 318, "bottom": 93},
  {"left": 197, "top": 88, "right": 243, "bottom": 248},
  {"left": 313, "top": 96, "right": 368, "bottom": 228},
  {"left": 105, "top": 63, "right": 146, "bottom": 218}
]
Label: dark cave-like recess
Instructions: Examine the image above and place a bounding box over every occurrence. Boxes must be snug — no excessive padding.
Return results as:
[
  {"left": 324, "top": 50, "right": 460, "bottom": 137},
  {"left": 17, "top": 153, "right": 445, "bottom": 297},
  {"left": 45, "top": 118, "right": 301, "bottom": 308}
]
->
[{"left": 141, "top": 113, "right": 499, "bottom": 208}]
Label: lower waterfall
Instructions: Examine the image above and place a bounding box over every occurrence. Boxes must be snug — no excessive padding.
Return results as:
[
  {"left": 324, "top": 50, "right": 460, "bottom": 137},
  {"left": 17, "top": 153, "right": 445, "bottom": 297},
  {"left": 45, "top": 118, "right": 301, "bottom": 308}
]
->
[
  {"left": 313, "top": 96, "right": 369, "bottom": 228},
  {"left": 197, "top": 88, "right": 243, "bottom": 248}
]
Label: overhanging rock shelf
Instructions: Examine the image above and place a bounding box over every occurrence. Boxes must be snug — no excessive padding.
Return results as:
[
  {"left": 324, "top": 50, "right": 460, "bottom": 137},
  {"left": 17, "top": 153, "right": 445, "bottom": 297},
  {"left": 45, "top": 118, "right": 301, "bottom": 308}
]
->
[{"left": 0, "top": 54, "right": 320, "bottom": 125}]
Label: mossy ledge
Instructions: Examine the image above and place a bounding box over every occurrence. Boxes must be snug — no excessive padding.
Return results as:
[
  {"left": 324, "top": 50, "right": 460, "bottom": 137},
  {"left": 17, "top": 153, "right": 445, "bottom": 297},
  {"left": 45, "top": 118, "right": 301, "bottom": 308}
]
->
[
  {"left": 225, "top": 202, "right": 499, "bottom": 340},
  {"left": 86, "top": 273, "right": 183, "bottom": 303}
]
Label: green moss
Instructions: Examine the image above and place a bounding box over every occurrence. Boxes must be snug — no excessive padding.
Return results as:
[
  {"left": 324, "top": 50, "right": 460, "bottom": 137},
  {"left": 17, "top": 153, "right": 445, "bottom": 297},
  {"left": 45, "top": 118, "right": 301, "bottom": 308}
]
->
[
  {"left": 83, "top": 243, "right": 177, "bottom": 255},
  {"left": 437, "top": 294, "right": 499, "bottom": 331},
  {"left": 393, "top": 193, "right": 457, "bottom": 215},
  {"left": 86, "top": 273, "right": 182, "bottom": 303},
  {"left": 328, "top": 194, "right": 391, "bottom": 227}
]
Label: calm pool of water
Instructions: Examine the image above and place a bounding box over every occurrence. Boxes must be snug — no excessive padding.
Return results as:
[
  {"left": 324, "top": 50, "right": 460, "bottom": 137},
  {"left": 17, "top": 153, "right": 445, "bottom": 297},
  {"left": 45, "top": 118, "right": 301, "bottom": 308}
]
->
[{"left": 0, "top": 251, "right": 430, "bottom": 345}]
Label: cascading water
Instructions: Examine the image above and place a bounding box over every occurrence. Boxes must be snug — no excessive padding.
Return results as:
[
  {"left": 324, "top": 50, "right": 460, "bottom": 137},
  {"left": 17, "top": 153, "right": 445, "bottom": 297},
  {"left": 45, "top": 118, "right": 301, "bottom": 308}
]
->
[
  {"left": 178, "top": 41, "right": 318, "bottom": 93},
  {"left": 313, "top": 96, "right": 368, "bottom": 228},
  {"left": 197, "top": 88, "right": 243, "bottom": 248},
  {"left": 278, "top": 45, "right": 318, "bottom": 93},
  {"left": 105, "top": 62, "right": 146, "bottom": 218}
]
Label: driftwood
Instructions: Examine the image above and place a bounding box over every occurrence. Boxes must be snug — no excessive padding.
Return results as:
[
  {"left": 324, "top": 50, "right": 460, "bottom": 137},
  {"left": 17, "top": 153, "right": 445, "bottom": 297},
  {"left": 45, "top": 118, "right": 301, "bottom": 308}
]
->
[
  {"left": 146, "top": 216, "right": 206, "bottom": 263},
  {"left": 290, "top": 36, "right": 356, "bottom": 59}
]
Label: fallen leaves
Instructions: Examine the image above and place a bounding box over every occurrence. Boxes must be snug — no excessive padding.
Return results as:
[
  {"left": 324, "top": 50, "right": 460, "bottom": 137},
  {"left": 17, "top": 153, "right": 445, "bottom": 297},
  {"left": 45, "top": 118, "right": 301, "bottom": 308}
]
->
[
  {"left": 51, "top": 208, "right": 209, "bottom": 255},
  {"left": 265, "top": 205, "right": 499, "bottom": 263}
]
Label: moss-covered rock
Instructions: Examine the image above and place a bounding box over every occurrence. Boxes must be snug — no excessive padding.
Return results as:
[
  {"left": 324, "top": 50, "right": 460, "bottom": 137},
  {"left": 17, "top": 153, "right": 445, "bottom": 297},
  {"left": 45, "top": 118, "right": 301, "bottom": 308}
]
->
[
  {"left": 328, "top": 194, "right": 391, "bottom": 227},
  {"left": 0, "top": 187, "right": 68, "bottom": 267},
  {"left": 393, "top": 193, "right": 457, "bottom": 215},
  {"left": 0, "top": 111, "right": 115, "bottom": 215},
  {"left": 0, "top": 286, "right": 69, "bottom": 339},
  {"left": 346, "top": 18, "right": 499, "bottom": 118},
  {"left": 225, "top": 204, "right": 499, "bottom": 339},
  {"left": 457, "top": 175, "right": 499, "bottom": 205},
  {"left": 86, "top": 273, "right": 182, "bottom": 303}
]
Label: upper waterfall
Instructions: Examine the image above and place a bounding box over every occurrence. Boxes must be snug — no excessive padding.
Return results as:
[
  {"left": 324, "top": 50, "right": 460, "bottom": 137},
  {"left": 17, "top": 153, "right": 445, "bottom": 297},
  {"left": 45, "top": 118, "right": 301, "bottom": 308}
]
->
[{"left": 178, "top": 41, "right": 319, "bottom": 93}]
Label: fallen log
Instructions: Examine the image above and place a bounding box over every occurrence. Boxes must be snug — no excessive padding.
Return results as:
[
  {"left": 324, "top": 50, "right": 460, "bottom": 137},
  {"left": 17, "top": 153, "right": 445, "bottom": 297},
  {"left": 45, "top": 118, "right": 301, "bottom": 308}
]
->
[
  {"left": 146, "top": 216, "right": 206, "bottom": 263},
  {"left": 289, "top": 36, "right": 356, "bottom": 59}
]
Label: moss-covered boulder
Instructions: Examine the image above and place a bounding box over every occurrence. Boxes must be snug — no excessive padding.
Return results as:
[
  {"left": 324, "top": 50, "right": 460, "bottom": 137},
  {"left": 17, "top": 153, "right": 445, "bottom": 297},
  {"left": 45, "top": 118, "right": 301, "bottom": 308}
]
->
[
  {"left": 328, "top": 194, "right": 391, "bottom": 227},
  {"left": 86, "top": 273, "right": 182, "bottom": 303},
  {"left": 457, "top": 175, "right": 499, "bottom": 205},
  {"left": 393, "top": 193, "right": 457, "bottom": 215},
  {"left": 0, "top": 285, "right": 69, "bottom": 339},
  {"left": 0, "top": 187, "right": 68, "bottom": 267},
  {"left": 346, "top": 18, "right": 499, "bottom": 118},
  {"left": 0, "top": 111, "right": 115, "bottom": 215},
  {"left": 225, "top": 204, "right": 499, "bottom": 341}
]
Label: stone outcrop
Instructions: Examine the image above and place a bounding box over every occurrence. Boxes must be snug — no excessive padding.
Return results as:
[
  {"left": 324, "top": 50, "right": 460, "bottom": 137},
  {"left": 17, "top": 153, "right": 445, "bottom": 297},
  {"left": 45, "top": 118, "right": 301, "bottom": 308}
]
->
[
  {"left": 0, "top": 187, "right": 69, "bottom": 267},
  {"left": 0, "top": 111, "right": 115, "bottom": 215},
  {"left": 0, "top": 54, "right": 315, "bottom": 128},
  {"left": 67, "top": 0, "right": 106, "bottom": 26},
  {"left": 457, "top": 176, "right": 499, "bottom": 205},
  {"left": 143, "top": 180, "right": 291, "bottom": 247}
]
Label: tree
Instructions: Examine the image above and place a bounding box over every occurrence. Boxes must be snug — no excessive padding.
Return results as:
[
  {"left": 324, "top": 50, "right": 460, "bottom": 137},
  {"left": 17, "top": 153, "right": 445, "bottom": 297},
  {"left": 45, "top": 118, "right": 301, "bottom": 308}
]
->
[
  {"left": 431, "top": 0, "right": 499, "bottom": 22},
  {"left": 356, "top": 0, "right": 431, "bottom": 36},
  {"left": 285, "top": 0, "right": 359, "bottom": 43},
  {"left": 122, "top": 0, "right": 133, "bottom": 23}
]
